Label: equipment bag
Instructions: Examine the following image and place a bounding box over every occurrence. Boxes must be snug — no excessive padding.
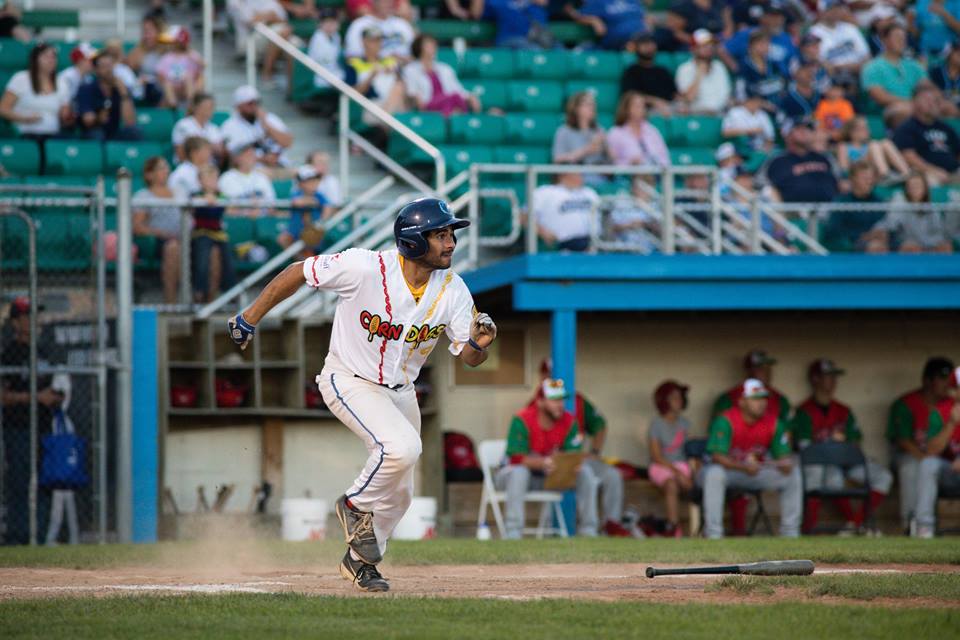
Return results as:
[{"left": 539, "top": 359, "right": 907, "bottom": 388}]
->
[{"left": 40, "top": 410, "right": 90, "bottom": 489}]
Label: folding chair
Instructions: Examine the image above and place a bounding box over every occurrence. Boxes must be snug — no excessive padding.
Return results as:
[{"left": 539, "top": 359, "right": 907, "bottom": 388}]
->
[
  {"left": 475, "top": 439, "right": 568, "bottom": 539},
  {"left": 800, "top": 441, "right": 872, "bottom": 534}
]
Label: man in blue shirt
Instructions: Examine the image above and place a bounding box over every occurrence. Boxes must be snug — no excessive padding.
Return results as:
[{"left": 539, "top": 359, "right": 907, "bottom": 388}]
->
[
  {"left": 777, "top": 61, "right": 820, "bottom": 126},
  {"left": 722, "top": 0, "right": 797, "bottom": 73},
  {"left": 575, "top": 0, "right": 647, "bottom": 50},
  {"left": 759, "top": 117, "right": 840, "bottom": 203},
  {"left": 475, "top": 0, "right": 549, "bottom": 48},
  {"left": 75, "top": 50, "right": 141, "bottom": 141}
]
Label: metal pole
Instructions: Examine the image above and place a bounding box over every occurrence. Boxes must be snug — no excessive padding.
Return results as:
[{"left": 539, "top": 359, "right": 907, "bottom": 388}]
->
[
  {"left": 710, "top": 170, "right": 722, "bottom": 255},
  {"left": 661, "top": 167, "right": 675, "bottom": 255},
  {"left": 116, "top": 0, "right": 125, "bottom": 38},
  {"left": 339, "top": 93, "right": 349, "bottom": 201},
  {"left": 526, "top": 167, "right": 537, "bottom": 254},
  {"left": 95, "top": 178, "right": 109, "bottom": 543},
  {"left": 116, "top": 170, "right": 133, "bottom": 544},
  {"left": 179, "top": 205, "right": 191, "bottom": 306},
  {"left": 203, "top": 0, "right": 214, "bottom": 89},
  {"left": 25, "top": 213, "right": 37, "bottom": 546},
  {"left": 467, "top": 164, "right": 479, "bottom": 267},
  {"left": 750, "top": 198, "right": 761, "bottom": 255},
  {"left": 246, "top": 32, "right": 257, "bottom": 90}
]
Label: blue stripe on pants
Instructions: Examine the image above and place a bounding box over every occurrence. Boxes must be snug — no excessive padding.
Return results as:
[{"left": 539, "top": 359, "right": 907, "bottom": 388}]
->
[{"left": 330, "top": 373, "right": 386, "bottom": 500}]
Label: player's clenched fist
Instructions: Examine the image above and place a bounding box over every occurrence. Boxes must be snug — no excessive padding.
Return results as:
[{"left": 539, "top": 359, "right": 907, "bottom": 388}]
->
[
  {"left": 470, "top": 311, "right": 497, "bottom": 350},
  {"left": 228, "top": 314, "right": 256, "bottom": 351}
]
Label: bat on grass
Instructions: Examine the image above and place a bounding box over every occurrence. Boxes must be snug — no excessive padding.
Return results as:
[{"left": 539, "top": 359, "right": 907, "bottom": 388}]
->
[{"left": 645, "top": 560, "right": 815, "bottom": 578}]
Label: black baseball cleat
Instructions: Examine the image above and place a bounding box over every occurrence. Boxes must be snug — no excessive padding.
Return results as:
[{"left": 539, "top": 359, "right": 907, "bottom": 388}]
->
[
  {"left": 334, "top": 495, "right": 382, "bottom": 564},
  {"left": 340, "top": 551, "right": 390, "bottom": 592}
]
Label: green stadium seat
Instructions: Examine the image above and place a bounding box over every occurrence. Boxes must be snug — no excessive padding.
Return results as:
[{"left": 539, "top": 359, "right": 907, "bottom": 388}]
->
[
  {"left": 45, "top": 140, "right": 103, "bottom": 176},
  {"left": 35, "top": 212, "right": 90, "bottom": 271},
  {"left": 388, "top": 111, "right": 447, "bottom": 163},
  {"left": 514, "top": 50, "right": 569, "bottom": 80},
  {"left": 272, "top": 179, "right": 294, "bottom": 199},
  {"left": 255, "top": 216, "right": 288, "bottom": 255},
  {"left": 549, "top": 22, "right": 595, "bottom": 44},
  {"left": 565, "top": 80, "right": 619, "bottom": 113},
  {"left": 437, "top": 144, "right": 494, "bottom": 174},
  {"left": 212, "top": 111, "right": 230, "bottom": 127},
  {"left": 464, "top": 80, "right": 508, "bottom": 110},
  {"left": 873, "top": 185, "right": 901, "bottom": 202},
  {"left": 0, "top": 138, "right": 40, "bottom": 175},
  {"left": 507, "top": 80, "right": 564, "bottom": 112},
  {"left": 289, "top": 18, "right": 316, "bottom": 40},
  {"left": 134, "top": 234, "right": 159, "bottom": 270},
  {"left": 947, "top": 118, "right": 960, "bottom": 139},
  {"left": 21, "top": 10, "right": 79, "bottom": 29},
  {"left": 930, "top": 185, "right": 960, "bottom": 203},
  {"left": 105, "top": 141, "right": 168, "bottom": 175},
  {"left": 670, "top": 116, "right": 723, "bottom": 148},
  {"left": 503, "top": 112, "right": 561, "bottom": 146},
  {"left": 568, "top": 51, "right": 624, "bottom": 81},
  {"left": 463, "top": 48, "right": 513, "bottom": 79},
  {"left": 436, "top": 48, "right": 465, "bottom": 76},
  {"left": 646, "top": 116, "right": 670, "bottom": 142},
  {"left": 0, "top": 39, "right": 30, "bottom": 70},
  {"left": 449, "top": 114, "right": 506, "bottom": 145},
  {"left": 223, "top": 216, "right": 256, "bottom": 245},
  {"left": 670, "top": 147, "right": 716, "bottom": 166},
  {"left": 1, "top": 215, "right": 27, "bottom": 269},
  {"left": 291, "top": 53, "right": 337, "bottom": 104},
  {"left": 493, "top": 146, "right": 551, "bottom": 165},
  {"left": 136, "top": 108, "right": 178, "bottom": 143},
  {"left": 418, "top": 20, "right": 496, "bottom": 44},
  {"left": 866, "top": 115, "right": 886, "bottom": 140},
  {"left": 478, "top": 196, "right": 513, "bottom": 238}
]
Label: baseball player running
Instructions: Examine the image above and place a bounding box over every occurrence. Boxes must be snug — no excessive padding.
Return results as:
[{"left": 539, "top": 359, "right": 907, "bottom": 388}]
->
[{"left": 227, "top": 198, "right": 497, "bottom": 592}]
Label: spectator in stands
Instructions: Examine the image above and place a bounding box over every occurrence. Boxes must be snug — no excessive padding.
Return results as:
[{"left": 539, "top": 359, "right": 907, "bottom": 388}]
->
[
  {"left": 133, "top": 157, "right": 183, "bottom": 304},
  {"left": 759, "top": 117, "right": 839, "bottom": 202},
  {"left": 777, "top": 61, "right": 821, "bottom": 126},
  {"left": 824, "top": 161, "right": 887, "bottom": 253},
  {"left": 872, "top": 173, "right": 954, "bottom": 253},
  {"left": 701, "top": 378, "right": 801, "bottom": 539},
  {"left": 345, "top": 0, "right": 416, "bottom": 59},
  {"left": 156, "top": 26, "right": 204, "bottom": 109},
  {"left": 607, "top": 92, "right": 670, "bottom": 167},
  {"left": 792, "top": 358, "right": 893, "bottom": 535},
  {"left": 722, "top": 88, "right": 775, "bottom": 155},
  {"left": 101, "top": 39, "right": 143, "bottom": 104},
  {"left": 192, "top": 164, "right": 236, "bottom": 302},
  {"left": 497, "top": 378, "right": 601, "bottom": 539},
  {"left": 568, "top": 0, "right": 647, "bottom": 51},
  {"left": 173, "top": 93, "right": 224, "bottom": 164},
  {"left": 715, "top": 141, "right": 743, "bottom": 183},
  {"left": 349, "top": 0, "right": 412, "bottom": 21},
  {"left": 892, "top": 84, "right": 960, "bottom": 186},
  {"left": 306, "top": 150, "right": 342, "bottom": 207},
  {"left": 532, "top": 171, "right": 599, "bottom": 251},
  {"left": 813, "top": 82, "right": 855, "bottom": 142},
  {"left": 809, "top": 0, "right": 871, "bottom": 84},
  {"left": 221, "top": 85, "right": 293, "bottom": 171},
  {"left": 278, "top": 164, "right": 332, "bottom": 256},
  {"left": 888, "top": 357, "right": 957, "bottom": 532},
  {"left": 605, "top": 175, "right": 660, "bottom": 252},
  {"left": 125, "top": 15, "right": 166, "bottom": 106},
  {"left": 219, "top": 140, "right": 277, "bottom": 217},
  {"left": 837, "top": 115, "right": 909, "bottom": 181},
  {"left": 860, "top": 24, "right": 925, "bottom": 123},
  {"left": 57, "top": 42, "right": 96, "bottom": 106},
  {"left": 553, "top": 91, "right": 609, "bottom": 184},
  {"left": 0, "top": 1, "right": 30, "bottom": 42},
  {"left": 722, "top": 0, "right": 796, "bottom": 73},
  {"left": 664, "top": 0, "right": 730, "bottom": 42},
  {"left": 403, "top": 34, "right": 479, "bottom": 116},
  {"left": 910, "top": 0, "right": 960, "bottom": 58},
  {"left": 349, "top": 27, "right": 408, "bottom": 131},
  {"left": 675, "top": 29, "right": 731, "bottom": 114},
  {"left": 0, "top": 43, "right": 71, "bottom": 149},
  {"left": 792, "top": 32, "right": 832, "bottom": 97},
  {"left": 280, "top": 0, "right": 319, "bottom": 21},
  {"left": 930, "top": 42, "right": 960, "bottom": 115},
  {"left": 914, "top": 367, "right": 960, "bottom": 538},
  {"left": 734, "top": 30, "right": 788, "bottom": 110},
  {"left": 619, "top": 34, "right": 677, "bottom": 115},
  {"left": 76, "top": 50, "right": 141, "bottom": 141},
  {"left": 470, "top": 0, "right": 550, "bottom": 49},
  {"left": 227, "top": 0, "right": 295, "bottom": 87},
  {"left": 308, "top": 9, "right": 347, "bottom": 91},
  {"left": 169, "top": 136, "right": 211, "bottom": 199},
  {"left": 648, "top": 380, "right": 693, "bottom": 537}
]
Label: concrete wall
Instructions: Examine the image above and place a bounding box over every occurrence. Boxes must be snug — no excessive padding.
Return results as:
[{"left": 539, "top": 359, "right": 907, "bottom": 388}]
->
[{"left": 165, "top": 427, "right": 262, "bottom": 514}]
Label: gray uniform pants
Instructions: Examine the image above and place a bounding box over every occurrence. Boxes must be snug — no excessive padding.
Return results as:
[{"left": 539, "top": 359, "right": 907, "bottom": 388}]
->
[
  {"left": 495, "top": 464, "right": 599, "bottom": 539},
  {"left": 895, "top": 453, "right": 921, "bottom": 527},
  {"left": 699, "top": 463, "right": 802, "bottom": 539},
  {"left": 915, "top": 457, "right": 960, "bottom": 529},
  {"left": 803, "top": 460, "right": 894, "bottom": 494},
  {"left": 584, "top": 457, "right": 624, "bottom": 523}
]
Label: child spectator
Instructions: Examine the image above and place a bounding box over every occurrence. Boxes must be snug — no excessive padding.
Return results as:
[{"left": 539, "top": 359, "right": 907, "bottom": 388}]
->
[
  {"left": 715, "top": 142, "right": 743, "bottom": 184},
  {"left": 133, "top": 157, "right": 184, "bottom": 304},
  {"left": 403, "top": 34, "right": 479, "bottom": 116},
  {"left": 532, "top": 172, "right": 600, "bottom": 252},
  {"left": 307, "top": 9, "right": 346, "bottom": 90},
  {"left": 837, "top": 115, "right": 909, "bottom": 181},
  {"left": 648, "top": 380, "right": 693, "bottom": 537},
  {"left": 306, "top": 150, "right": 342, "bottom": 207},
  {"left": 605, "top": 175, "right": 660, "bottom": 253},
  {"left": 0, "top": 43, "right": 71, "bottom": 143},
  {"left": 219, "top": 140, "right": 277, "bottom": 217},
  {"left": 156, "top": 26, "right": 204, "bottom": 109},
  {"left": 607, "top": 92, "right": 670, "bottom": 167},
  {"left": 125, "top": 15, "right": 167, "bottom": 106},
  {"left": 722, "top": 89, "right": 775, "bottom": 155},
  {"left": 813, "top": 83, "right": 855, "bottom": 142},
  {"left": 873, "top": 173, "right": 954, "bottom": 253},
  {"left": 191, "top": 165, "right": 236, "bottom": 302},
  {"left": 553, "top": 91, "right": 608, "bottom": 184},
  {"left": 278, "top": 164, "right": 333, "bottom": 256},
  {"left": 169, "top": 136, "right": 212, "bottom": 199},
  {"left": 172, "top": 93, "right": 224, "bottom": 163}
]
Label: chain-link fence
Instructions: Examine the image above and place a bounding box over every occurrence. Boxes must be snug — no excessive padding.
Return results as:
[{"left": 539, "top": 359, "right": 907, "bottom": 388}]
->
[{"left": 0, "top": 185, "right": 117, "bottom": 545}]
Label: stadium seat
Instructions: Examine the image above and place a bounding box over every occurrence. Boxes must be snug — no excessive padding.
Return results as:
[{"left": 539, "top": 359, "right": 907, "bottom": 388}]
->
[
  {"left": 136, "top": 109, "right": 178, "bottom": 143},
  {"left": 436, "top": 48, "right": 465, "bottom": 76},
  {"left": 388, "top": 111, "right": 447, "bottom": 163},
  {"left": 418, "top": 20, "right": 496, "bottom": 44},
  {"left": 947, "top": 118, "right": 960, "bottom": 139},
  {"left": 564, "top": 80, "right": 618, "bottom": 113},
  {"left": 105, "top": 141, "right": 169, "bottom": 175},
  {"left": 0, "top": 138, "right": 40, "bottom": 175},
  {"left": 449, "top": 114, "right": 506, "bottom": 145},
  {"left": 493, "top": 146, "right": 551, "bottom": 165},
  {"left": 45, "top": 140, "right": 103, "bottom": 176},
  {"left": 865, "top": 115, "right": 886, "bottom": 140},
  {"left": 463, "top": 48, "right": 514, "bottom": 79},
  {"left": 21, "top": 9, "right": 80, "bottom": 29},
  {"left": 0, "top": 39, "right": 29, "bottom": 70},
  {"left": 478, "top": 195, "right": 514, "bottom": 238},
  {"left": 514, "top": 50, "right": 569, "bottom": 80},
  {"left": 212, "top": 111, "right": 231, "bottom": 127},
  {"left": 507, "top": 80, "right": 564, "bottom": 112},
  {"left": 463, "top": 80, "right": 509, "bottom": 111},
  {"left": 272, "top": 179, "right": 294, "bottom": 199},
  {"left": 670, "top": 147, "right": 716, "bottom": 166},
  {"left": 503, "top": 112, "right": 562, "bottom": 146},
  {"left": 548, "top": 22, "right": 595, "bottom": 45},
  {"left": 35, "top": 211, "right": 90, "bottom": 271},
  {"left": 223, "top": 216, "right": 256, "bottom": 245},
  {"left": 930, "top": 185, "right": 960, "bottom": 203},
  {"left": 437, "top": 144, "right": 494, "bottom": 174},
  {"left": 646, "top": 116, "right": 671, "bottom": 143},
  {"left": 568, "top": 50, "right": 624, "bottom": 81},
  {"left": 255, "top": 216, "right": 288, "bottom": 255},
  {"left": 670, "top": 116, "right": 723, "bottom": 148}
]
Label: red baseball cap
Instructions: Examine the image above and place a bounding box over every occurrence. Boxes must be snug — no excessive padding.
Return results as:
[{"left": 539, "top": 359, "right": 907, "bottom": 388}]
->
[{"left": 9, "top": 296, "right": 44, "bottom": 318}]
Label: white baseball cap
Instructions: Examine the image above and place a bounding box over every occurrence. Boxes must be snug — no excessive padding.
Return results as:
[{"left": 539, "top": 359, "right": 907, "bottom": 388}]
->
[
  {"left": 692, "top": 29, "right": 714, "bottom": 46},
  {"left": 715, "top": 142, "right": 737, "bottom": 162},
  {"left": 541, "top": 378, "right": 569, "bottom": 401},
  {"left": 233, "top": 85, "right": 261, "bottom": 106},
  {"left": 742, "top": 378, "right": 769, "bottom": 399},
  {"left": 296, "top": 164, "right": 321, "bottom": 182}
]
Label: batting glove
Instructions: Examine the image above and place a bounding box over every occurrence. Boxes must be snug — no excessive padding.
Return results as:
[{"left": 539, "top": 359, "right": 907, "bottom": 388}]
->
[{"left": 228, "top": 314, "right": 256, "bottom": 351}]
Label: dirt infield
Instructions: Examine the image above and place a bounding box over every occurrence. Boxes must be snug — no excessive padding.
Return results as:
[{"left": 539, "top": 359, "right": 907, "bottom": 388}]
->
[{"left": 2, "top": 562, "right": 958, "bottom": 606}]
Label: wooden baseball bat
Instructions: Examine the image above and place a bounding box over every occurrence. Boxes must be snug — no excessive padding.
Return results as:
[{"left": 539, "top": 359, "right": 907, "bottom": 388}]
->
[{"left": 645, "top": 560, "right": 815, "bottom": 578}]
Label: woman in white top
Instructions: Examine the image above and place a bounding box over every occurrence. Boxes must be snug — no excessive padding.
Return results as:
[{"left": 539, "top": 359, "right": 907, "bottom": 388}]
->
[
  {"left": 133, "top": 156, "right": 185, "bottom": 304},
  {"left": 0, "top": 43, "right": 71, "bottom": 143},
  {"left": 402, "top": 34, "right": 479, "bottom": 115},
  {"left": 172, "top": 92, "right": 224, "bottom": 163}
]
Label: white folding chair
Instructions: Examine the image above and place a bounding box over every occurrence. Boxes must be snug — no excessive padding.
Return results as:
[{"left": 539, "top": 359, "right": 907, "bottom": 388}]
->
[{"left": 476, "top": 439, "right": 569, "bottom": 539}]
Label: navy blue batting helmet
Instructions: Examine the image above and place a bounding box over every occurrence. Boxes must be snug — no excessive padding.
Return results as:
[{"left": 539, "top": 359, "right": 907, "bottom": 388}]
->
[{"left": 394, "top": 197, "right": 469, "bottom": 259}]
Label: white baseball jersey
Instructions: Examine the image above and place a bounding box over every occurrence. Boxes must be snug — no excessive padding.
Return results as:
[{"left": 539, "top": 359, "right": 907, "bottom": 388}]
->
[
  {"left": 303, "top": 248, "right": 475, "bottom": 387},
  {"left": 532, "top": 184, "right": 600, "bottom": 243}
]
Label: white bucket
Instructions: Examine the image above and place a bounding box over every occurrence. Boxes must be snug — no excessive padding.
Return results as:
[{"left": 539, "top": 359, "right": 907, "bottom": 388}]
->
[
  {"left": 392, "top": 497, "right": 437, "bottom": 540},
  {"left": 281, "top": 498, "right": 328, "bottom": 541}
]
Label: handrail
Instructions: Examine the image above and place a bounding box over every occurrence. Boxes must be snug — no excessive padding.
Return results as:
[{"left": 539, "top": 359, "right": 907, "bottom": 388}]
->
[{"left": 251, "top": 23, "right": 446, "bottom": 190}]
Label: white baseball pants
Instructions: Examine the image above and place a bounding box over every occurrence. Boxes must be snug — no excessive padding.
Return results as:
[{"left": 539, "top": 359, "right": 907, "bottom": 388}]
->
[{"left": 317, "top": 356, "right": 422, "bottom": 557}]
